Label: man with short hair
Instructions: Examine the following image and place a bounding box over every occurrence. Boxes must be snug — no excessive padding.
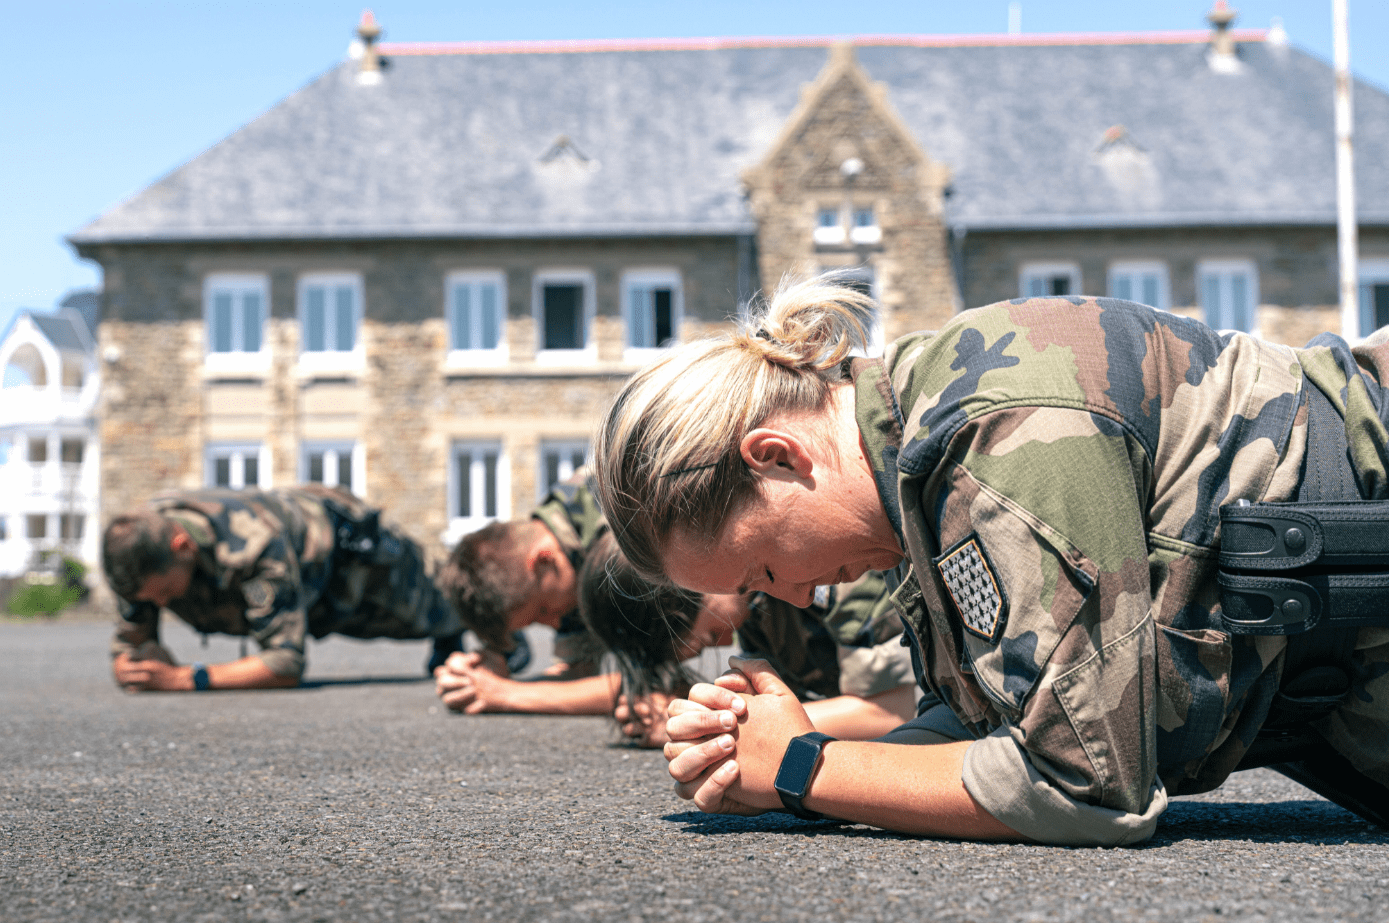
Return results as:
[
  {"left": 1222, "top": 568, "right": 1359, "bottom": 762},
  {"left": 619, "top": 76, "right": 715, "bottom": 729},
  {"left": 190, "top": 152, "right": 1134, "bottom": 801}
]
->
[
  {"left": 432, "top": 476, "right": 623, "bottom": 714},
  {"left": 105, "top": 485, "right": 462, "bottom": 691}
]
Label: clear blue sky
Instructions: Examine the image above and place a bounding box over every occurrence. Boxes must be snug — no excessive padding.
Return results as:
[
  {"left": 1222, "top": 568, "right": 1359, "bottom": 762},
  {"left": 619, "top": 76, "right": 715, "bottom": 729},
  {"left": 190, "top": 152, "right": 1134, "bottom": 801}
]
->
[{"left": 4, "top": 1, "right": 1385, "bottom": 337}]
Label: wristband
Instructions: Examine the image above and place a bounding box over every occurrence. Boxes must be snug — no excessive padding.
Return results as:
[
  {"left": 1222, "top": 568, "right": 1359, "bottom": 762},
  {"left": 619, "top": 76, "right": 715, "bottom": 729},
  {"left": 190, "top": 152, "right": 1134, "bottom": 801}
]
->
[
  {"left": 774, "top": 731, "right": 836, "bottom": 820},
  {"left": 191, "top": 662, "right": 210, "bottom": 692}
]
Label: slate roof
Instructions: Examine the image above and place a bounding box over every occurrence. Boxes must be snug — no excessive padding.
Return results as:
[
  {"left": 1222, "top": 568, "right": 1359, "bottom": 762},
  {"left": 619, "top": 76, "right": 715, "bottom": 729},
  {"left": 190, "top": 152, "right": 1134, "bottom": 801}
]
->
[
  {"left": 70, "top": 32, "right": 1389, "bottom": 244},
  {"left": 16, "top": 311, "right": 93, "bottom": 354}
]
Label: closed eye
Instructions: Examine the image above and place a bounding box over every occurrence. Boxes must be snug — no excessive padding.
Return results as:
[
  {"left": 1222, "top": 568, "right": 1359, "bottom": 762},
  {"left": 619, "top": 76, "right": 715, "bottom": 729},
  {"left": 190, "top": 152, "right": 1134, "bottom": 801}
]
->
[{"left": 765, "top": 568, "right": 774, "bottom": 584}]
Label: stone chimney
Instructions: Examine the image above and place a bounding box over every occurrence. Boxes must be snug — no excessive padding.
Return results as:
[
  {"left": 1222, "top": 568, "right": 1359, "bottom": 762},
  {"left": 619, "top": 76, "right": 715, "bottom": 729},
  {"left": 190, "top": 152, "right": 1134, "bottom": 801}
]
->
[
  {"left": 1206, "top": 1, "right": 1241, "bottom": 74},
  {"left": 355, "top": 10, "right": 383, "bottom": 86}
]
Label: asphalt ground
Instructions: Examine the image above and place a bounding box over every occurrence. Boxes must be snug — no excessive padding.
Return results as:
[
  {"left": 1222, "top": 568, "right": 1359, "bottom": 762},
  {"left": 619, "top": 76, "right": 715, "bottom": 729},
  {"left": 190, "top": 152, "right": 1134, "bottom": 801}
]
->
[{"left": 5, "top": 618, "right": 1389, "bottom": 923}]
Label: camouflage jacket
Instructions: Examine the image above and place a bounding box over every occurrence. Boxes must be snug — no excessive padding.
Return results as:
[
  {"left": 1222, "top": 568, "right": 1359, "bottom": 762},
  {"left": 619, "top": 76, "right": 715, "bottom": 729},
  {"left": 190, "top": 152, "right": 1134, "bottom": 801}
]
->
[
  {"left": 111, "top": 486, "right": 456, "bottom": 679},
  {"left": 854, "top": 297, "right": 1389, "bottom": 845},
  {"left": 738, "top": 570, "right": 912, "bottom": 701},
  {"left": 531, "top": 476, "right": 608, "bottom": 673}
]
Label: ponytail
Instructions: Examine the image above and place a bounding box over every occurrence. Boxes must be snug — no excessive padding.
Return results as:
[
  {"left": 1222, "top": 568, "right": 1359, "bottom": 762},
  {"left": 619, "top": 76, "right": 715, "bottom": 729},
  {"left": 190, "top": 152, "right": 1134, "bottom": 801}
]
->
[{"left": 594, "top": 274, "right": 875, "bottom": 581}]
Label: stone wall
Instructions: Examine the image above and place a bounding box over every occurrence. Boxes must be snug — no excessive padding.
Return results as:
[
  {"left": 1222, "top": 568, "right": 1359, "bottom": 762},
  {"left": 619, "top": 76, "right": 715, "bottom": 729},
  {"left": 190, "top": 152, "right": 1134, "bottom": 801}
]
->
[
  {"left": 80, "top": 236, "right": 744, "bottom": 560},
  {"left": 961, "top": 226, "right": 1389, "bottom": 345}
]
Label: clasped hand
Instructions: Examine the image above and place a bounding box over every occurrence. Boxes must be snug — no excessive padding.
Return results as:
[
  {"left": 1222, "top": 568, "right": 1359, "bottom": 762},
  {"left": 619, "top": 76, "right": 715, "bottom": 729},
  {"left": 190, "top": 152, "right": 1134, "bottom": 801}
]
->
[
  {"left": 433, "top": 650, "right": 513, "bottom": 713},
  {"left": 662, "top": 657, "right": 814, "bottom": 815}
]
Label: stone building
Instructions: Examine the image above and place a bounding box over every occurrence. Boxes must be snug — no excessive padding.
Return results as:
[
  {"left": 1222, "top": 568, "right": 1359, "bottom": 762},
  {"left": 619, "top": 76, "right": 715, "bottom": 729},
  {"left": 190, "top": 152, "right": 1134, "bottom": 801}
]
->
[{"left": 69, "top": 9, "right": 1389, "bottom": 562}]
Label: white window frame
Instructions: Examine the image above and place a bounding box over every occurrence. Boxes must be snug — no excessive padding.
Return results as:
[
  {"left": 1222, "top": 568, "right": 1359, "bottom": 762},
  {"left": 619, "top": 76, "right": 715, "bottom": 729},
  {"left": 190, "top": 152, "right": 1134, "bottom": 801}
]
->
[
  {"left": 1107, "top": 261, "right": 1170, "bottom": 311},
  {"left": 203, "top": 274, "right": 269, "bottom": 375},
  {"left": 204, "top": 442, "right": 271, "bottom": 490},
  {"left": 445, "top": 439, "right": 509, "bottom": 544},
  {"left": 1019, "top": 262, "right": 1082, "bottom": 299},
  {"left": 621, "top": 268, "right": 684, "bottom": 362},
  {"left": 299, "top": 440, "right": 364, "bottom": 494},
  {"left": 1357, "top": 258, "right": 1389, "bottom": 338},
  {"left": 1197, "top": 259, "right": 1259, "bottom": 334},
  {"left": 537, "top": 439, "right": 590, "bottom": 503},
  {"left": 297, "top": 273, "right": 365, "bottom": 373},
  {"left": 849, "top": 206, "right": 881, "bottom": 245},
  {"left": 814, "top": 207, "right": 846, "bottom": 245},
  {"left": 532, "top": 270, "right": 597, "bottom": 365},
  {"left": 445, "top": 270, "right": 508, "bottom": 367}
]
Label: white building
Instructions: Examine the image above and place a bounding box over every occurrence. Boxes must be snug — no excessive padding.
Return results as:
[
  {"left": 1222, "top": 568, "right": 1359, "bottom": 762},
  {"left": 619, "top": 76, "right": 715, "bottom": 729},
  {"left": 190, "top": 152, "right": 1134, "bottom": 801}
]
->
[{"left": 0, "top": 293, "right": 100, "bottom": 578}]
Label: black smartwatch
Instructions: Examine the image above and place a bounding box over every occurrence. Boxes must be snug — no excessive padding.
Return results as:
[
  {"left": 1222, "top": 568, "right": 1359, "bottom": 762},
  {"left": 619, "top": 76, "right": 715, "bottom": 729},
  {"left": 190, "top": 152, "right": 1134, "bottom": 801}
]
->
[
  {"left": 774, "top": 731, "right": 836, "bottom": 820},
  {"left": 191, "top": 662, "right": 210, "bottom": 692}
]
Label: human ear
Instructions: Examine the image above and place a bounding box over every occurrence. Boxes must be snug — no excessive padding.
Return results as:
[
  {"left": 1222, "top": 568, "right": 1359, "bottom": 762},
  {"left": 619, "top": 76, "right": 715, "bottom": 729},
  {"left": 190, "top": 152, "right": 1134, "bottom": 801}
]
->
[
  {"left": 739, "top": 429, "right": 814, "bottom": 478},
  {"left": 169, "top": 528, "right": 196, "bottom": 555}
]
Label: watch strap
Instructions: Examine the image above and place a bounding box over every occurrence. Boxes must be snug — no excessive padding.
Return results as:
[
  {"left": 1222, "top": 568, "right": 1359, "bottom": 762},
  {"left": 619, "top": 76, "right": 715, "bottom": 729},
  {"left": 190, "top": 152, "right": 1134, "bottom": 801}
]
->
[{"left": 774, "top": 731, "right": 836, "bottom": 820}]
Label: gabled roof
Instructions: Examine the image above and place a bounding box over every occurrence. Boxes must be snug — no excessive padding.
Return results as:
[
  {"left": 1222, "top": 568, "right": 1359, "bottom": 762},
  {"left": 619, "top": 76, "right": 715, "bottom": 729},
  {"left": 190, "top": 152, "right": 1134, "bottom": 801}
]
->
[
  {"left": 28, "top": 311, "right": 93, "bottom": 353},
  {"left": 69, "top": 31, "right": 1389, "bottom": 244}
]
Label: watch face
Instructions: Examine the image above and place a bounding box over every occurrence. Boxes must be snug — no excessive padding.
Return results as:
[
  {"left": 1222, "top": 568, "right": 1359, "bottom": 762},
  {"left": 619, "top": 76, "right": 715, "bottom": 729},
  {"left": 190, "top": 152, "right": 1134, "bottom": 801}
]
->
[{"left": 774, "top": 735, "right": 824, "bottom": 796}]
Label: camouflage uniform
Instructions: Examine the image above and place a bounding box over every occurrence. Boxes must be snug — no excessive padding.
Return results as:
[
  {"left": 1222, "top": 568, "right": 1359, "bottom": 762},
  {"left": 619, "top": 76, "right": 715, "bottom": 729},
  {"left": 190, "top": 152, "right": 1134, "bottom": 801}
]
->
[
  {"left": 737, "top": 570, "right": 914, "bottom": 701},
  {"left": 111, "top": 486, "right": 460, "bottom": 680},
  {"left": 529, "top": 477, "right": 608, "bottom": 676},
  {"left": 853, "top": 296, "right": 1389, "bottom": 845}
]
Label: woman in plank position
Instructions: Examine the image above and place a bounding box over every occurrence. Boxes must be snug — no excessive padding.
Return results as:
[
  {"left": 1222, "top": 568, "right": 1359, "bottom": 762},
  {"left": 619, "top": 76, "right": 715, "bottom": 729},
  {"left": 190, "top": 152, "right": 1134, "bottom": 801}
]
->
[{"left": 591, "top": 277, "right": 1389, "bottom": 844}]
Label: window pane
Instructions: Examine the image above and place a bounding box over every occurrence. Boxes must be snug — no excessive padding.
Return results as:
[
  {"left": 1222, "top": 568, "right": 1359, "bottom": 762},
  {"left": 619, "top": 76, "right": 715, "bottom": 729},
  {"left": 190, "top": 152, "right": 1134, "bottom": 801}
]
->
[
  {"left": 1141, "top": 276, "right": 1160, "bottom": 308},
  {"left": 654, "top": 289, "right": 673, "bottom": 346},
  {"left": 1375, "top": 284, "right": 1389, "bottom": 330},
  {"left": 818, "top": 209, "right": 838, "bottom": 228},
  {"left": 27, "top": 515, "right": 46, "bottom": 539},
  {"left": 242, "top": 292, "right": 262, "bottom": 353},
  {"left": 215, "top": 457, "right": 231, "bottom": 487},
  {"left": 60, "top": 438, "right": 83, "bottom": 464},
  {"left": 1048, "top": 275, "right": 1070, "bottom": 296},
  {"left": 1112, "top": 276, "right": 1132, "bottom": 301},
  {"left": 28, "top": 438, "right": 47, "bottom": 463},
  {"left": 305, "top": 287, "right": 326, "bottom": 351},
  {"left": 334, "top": 285, "right": 355, "bottom": 351},
  {"left": 244, "top": 456, "right": 259, "bottom": 487},
  {"left": 484, "top": 452, "right": 498, "bottom": 518},
  {"left": 1231, "top": 274, "right": 1249, "bottom": 331},
  {"left": 309, "top": 452, "right": 324, "bottom": 483},
  {"left": 628, "top": 286, "right": 650, "bottom": 348},
  {"left": 60, "top": 514, "right": 84, "bottom": 540},
  {"left": 337, "top": 452, "right": 352, "bottom": 491},
  {"left": 453, "top": 284, "right": 472, "bottom": 350},
  {"left": 1202, "top": 275, "right": 1222, "bottom": 326},
  {"left": 1027, "top": 277, "right": 1045, "bottom": 298},
  {"left": 481, "top": 284, "right": 499, "bottom": 350},
  {"left": 854, "top": 208, "right": 875, "bottom": 228},
  {"left": 212, "top": 292, "right": 233, "bottom": 352},
  {"left": 543, "top": 285, "right": 584, "bottom": 350},
  {"left": 545, "top": 452, "right": 561, "bottom": 493},
  {"left": 457, "top": 452, "right": 473, "bottom": 517}
]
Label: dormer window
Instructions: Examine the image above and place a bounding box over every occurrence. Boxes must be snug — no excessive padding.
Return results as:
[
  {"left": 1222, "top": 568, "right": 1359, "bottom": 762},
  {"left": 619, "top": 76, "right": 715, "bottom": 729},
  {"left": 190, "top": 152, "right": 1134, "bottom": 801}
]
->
[
  {"left": 814, "top": 208, "right": 845, "bottom": 245},
  {"left": 850, "top": 207, "right": 880, "bottom": 244}
]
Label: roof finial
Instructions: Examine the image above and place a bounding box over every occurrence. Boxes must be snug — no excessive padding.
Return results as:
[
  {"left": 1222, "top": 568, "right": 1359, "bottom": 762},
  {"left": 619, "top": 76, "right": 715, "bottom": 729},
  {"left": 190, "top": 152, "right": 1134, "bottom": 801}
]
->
[
  {"left": 356, "top": 10, "right": 383, "bottom": 86},
  {"left": 1206, "top": 1, "right": 1237, "bottom": 56}
]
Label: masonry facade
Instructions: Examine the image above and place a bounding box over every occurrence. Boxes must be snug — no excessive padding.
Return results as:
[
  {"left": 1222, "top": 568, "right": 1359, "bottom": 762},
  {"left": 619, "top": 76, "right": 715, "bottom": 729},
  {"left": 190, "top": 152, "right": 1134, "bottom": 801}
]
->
[{"left": 71, "top": 18, "right": 1389, "bottom": 569}]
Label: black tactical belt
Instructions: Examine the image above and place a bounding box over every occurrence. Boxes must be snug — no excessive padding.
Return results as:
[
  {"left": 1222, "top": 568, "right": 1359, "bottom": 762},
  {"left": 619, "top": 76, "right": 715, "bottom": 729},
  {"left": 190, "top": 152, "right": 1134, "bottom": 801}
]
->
[{"left": 1218, "top": 500, "right": 1389, "bottom": 635}]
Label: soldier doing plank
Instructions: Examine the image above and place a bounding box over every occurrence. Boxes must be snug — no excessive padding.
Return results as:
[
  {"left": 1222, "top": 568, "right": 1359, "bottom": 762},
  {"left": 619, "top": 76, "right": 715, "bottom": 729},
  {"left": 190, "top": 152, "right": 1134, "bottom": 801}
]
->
[
  {"left": 594, "top": 277, "right": 1389, "bottom": 845},
  {"left": 432, "top": 476, "right": 625, "bottom": 716},
  {"left": 104, "top": 485, "right": 462, "bottom": 692}
]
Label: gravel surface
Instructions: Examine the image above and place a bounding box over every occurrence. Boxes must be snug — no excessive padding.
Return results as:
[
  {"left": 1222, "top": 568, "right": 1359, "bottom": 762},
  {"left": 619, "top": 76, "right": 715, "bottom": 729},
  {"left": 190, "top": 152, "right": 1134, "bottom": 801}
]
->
[{"left": 4, "top": 619, "right": 1389, "bottom": 922}]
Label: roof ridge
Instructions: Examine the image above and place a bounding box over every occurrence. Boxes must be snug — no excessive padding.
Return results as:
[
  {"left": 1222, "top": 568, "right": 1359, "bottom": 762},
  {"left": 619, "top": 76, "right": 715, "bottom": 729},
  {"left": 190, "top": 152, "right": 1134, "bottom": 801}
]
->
[{"left": 377, "top": 29, "right": 1267, "bottom": 56}]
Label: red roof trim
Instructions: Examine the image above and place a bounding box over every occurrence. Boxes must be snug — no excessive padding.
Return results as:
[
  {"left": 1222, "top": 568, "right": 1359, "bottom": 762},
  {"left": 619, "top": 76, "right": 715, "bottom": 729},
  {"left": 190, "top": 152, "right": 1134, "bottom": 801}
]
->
[{"left": 377, "top": 30, "right": 1267, "bottom": 56}]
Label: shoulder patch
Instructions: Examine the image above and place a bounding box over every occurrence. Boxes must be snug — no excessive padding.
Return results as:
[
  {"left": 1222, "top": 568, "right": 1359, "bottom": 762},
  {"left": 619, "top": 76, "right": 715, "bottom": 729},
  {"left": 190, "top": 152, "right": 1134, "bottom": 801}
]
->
[{"left": 933, "top": 533, "right": 1008, "bottom": 644}]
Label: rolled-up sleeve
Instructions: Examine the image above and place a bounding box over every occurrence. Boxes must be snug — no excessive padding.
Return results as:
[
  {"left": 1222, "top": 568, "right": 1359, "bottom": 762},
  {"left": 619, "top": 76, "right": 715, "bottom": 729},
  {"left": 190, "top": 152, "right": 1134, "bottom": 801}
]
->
[{"left": 111, "top": 598, "right": 159, "bottom": 659}]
